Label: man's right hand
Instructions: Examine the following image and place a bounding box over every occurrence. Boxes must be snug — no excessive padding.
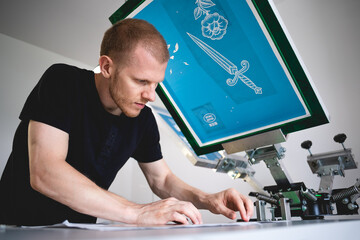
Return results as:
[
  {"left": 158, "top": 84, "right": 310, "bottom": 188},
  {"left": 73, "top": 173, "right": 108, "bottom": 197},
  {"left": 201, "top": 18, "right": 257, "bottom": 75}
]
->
[{"left": 134, "top": 197, "right": 203, "bottom": 225}]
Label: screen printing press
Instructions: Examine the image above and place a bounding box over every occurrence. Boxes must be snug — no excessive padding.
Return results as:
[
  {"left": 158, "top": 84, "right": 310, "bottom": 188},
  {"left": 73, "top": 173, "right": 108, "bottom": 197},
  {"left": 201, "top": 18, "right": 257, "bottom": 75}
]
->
[
  {"left": 2, "top": 0, "right": 359, "bottom": 238},
  {"left": 109, "top": 0, "right": 360, "bottom": 221},
  {"left": 116, "top": 0, "right": 359, "bottom": 231}
]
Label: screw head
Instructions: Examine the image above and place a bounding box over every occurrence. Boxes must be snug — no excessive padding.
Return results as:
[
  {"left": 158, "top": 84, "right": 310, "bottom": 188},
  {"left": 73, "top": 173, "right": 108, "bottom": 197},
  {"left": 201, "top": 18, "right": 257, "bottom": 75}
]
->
[
  {"left": 348, "top": 203, "right": 356, "bottom": 210},
  {"left": 302, "top": 205, "right": 307, "bottom": 212}
]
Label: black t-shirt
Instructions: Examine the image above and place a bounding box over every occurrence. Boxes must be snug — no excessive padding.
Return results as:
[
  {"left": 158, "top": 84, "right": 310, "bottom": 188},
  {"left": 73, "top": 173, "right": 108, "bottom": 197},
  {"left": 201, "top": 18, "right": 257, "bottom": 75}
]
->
[{"left": 0, "top": 64, "right": 163, "bottom": 226}]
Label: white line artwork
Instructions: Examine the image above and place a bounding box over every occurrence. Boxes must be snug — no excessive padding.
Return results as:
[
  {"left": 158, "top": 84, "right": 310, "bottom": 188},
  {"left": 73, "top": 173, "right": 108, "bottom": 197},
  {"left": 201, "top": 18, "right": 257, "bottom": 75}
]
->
[
  {"left": 168, "top": 43, "right": 189, "bottom": 75},
  {"left": 194, "top": 0, "right": 228, "bottom": 40},
  {"left": 187, "top": 32, "right": 262, "bottom": 94}
]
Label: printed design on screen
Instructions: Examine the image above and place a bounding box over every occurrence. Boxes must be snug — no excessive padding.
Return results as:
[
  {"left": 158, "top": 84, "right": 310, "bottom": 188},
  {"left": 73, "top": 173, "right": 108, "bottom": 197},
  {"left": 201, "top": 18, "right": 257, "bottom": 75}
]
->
[
  {"left": 187, "top": 32, "right": 262, "bottom": 94},
  {"left": 203, "top": 113, "right": 217, "bottom": 127},
  {"left": 193, "top": 103, "right": 224, "bottom": 133},
  {"left": 194, "top": 0, "right": 228, "bottom": 40},
  {"left": 167, "top": 43, "right": 189, "bottom": 75}
]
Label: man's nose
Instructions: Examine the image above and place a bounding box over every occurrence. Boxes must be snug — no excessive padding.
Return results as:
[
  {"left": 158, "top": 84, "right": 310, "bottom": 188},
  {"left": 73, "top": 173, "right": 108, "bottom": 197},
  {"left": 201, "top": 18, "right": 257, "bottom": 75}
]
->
[{"left": 142, "top": 86, "right": 156, "bottom": 102}]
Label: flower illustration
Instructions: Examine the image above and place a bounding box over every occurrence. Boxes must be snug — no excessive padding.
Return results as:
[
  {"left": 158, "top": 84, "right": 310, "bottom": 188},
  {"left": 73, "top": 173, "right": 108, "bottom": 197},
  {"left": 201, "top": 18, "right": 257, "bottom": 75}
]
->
[{"left": 201, "top": 12, "right": 228, "bottom": 40}]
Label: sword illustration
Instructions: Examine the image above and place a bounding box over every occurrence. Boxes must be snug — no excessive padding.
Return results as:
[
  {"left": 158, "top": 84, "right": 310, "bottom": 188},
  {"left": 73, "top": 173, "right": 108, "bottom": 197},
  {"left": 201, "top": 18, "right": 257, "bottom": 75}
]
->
[{"left": 187, "top": 32, "right": 262, "bottom": 94}]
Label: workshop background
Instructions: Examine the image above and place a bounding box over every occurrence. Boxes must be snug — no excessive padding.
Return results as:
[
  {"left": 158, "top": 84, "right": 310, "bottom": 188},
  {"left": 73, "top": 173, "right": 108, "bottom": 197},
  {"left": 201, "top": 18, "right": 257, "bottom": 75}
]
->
[{"left": 0, "top": 0, "right": 359, "bottom": 222}]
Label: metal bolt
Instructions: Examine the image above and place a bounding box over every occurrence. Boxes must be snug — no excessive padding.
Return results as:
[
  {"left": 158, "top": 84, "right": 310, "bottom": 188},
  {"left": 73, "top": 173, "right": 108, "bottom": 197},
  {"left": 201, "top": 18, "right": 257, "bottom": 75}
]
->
[
  {"left": 302, "top": 205, "right": 307, "bottom": 212},
  {"left": 348, "top": 203, "right": 356, "bottom": 210},
  {"left": 342, "top": 198, "right": 349, "bottom": 205}
]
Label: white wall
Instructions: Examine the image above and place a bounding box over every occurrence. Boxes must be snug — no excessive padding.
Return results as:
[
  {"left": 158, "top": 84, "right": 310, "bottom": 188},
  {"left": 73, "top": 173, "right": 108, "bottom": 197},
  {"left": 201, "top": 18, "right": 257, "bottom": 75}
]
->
[
  {"left": 1, "top": 0, "right": 360, "bottom": 223},
  {"left": 0, "top": 33, "right": 92, "bottom": 174},
  {"left": 272, "top": 0, "right": 360, "bottom": 189}
]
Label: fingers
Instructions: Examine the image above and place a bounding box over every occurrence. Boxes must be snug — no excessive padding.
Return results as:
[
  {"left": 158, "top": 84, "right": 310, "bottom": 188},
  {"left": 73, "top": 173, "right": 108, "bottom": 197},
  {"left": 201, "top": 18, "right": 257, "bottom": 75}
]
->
[
  {"left": 171, "top": 212, "right": 189, "bottom": 225},
  {"left": 214, "top": 188, "right": 253, "bottom": 222},
  {"left": 136, "top": 198, "right": 203, "bottom": 225},
  {"left": 217, "top": 204, "right": 237, "bottom": 220},
  {"left": 235, "top": 193, "right": 249, "bottom": 221},
  {"left": 229, "top": 189, "right": 254, "bottom": 222},
  {"left": 236, "top": 197, "right": 249, "bottom": 221},
  {"left": 173, "top": 199, "right": 203, "bottom": 224},
  {"left": 244, "top": 196, "right": 254, "bottom": 220}
]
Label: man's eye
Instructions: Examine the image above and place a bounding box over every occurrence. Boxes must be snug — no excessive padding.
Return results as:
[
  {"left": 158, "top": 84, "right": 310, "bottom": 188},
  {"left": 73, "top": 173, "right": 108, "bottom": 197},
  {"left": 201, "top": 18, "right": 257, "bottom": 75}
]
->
[{"left": 138, "top": 80, "right": 147, "bottom": 85}]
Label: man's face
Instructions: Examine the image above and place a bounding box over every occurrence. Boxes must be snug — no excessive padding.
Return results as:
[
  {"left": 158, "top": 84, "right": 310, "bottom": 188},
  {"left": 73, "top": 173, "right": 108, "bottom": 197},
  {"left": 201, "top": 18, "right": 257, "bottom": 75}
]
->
[{"left": 109, "top": 46, "right": 168, "bottom": 117}]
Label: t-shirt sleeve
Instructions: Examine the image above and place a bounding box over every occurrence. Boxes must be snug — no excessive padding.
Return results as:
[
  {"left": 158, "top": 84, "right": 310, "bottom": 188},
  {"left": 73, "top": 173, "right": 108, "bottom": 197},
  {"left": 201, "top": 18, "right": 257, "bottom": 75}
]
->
[
  {"left": 19, "top": 64, "right": 74, "bottom": 133},
  {"left": 132, "top": 108, "right": 163, "bottom": 163}
]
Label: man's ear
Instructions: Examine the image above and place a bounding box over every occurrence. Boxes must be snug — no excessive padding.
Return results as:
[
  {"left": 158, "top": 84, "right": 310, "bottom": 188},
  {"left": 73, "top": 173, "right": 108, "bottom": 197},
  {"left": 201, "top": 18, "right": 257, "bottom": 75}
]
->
[{"left": 98, "top": 55, "right": 114, "bottom": 79}]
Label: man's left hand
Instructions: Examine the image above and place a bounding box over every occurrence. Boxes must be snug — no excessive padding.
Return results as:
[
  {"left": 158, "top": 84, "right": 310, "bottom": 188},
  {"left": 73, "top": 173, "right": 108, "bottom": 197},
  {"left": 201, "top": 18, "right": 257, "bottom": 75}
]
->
[{"left": 202, "top": 188, "right": 253, "bottom": 221}]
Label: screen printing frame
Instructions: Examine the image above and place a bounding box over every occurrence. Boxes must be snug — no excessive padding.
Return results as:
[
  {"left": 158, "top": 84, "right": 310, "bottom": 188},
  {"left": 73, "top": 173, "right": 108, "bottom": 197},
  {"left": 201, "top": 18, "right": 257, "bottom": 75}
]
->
[{"left": 109, "top": 0, "right": 329, "bottom": 155}]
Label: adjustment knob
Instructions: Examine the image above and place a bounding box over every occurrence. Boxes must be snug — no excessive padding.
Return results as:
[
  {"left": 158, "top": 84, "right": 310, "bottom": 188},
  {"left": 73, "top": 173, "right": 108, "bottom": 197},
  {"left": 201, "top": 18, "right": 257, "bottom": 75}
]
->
[
  {"left": 334, "top": 133, "right": 347, "bottom": 149},
  {"left": 301, "top": 140, "right": 313, "bottom": 156},
  {"left": 301, "top": 140, "right": 312, "bottom": 150},
  {"left": 334, "top": 133, "right": 347, "bottom": 144}
]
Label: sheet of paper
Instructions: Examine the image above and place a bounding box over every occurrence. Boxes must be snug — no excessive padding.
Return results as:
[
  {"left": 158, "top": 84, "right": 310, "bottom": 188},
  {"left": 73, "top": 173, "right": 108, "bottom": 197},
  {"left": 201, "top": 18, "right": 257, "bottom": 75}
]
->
[{"left": 25, "top": 220, "right": 260, "bottom": 231}]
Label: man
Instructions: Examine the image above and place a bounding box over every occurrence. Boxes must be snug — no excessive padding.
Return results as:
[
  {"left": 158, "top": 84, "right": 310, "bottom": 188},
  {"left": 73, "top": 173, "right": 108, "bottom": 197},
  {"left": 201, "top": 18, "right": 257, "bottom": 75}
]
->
[{"left": 0, "top": 18, "right": 253, "bottom": 226}]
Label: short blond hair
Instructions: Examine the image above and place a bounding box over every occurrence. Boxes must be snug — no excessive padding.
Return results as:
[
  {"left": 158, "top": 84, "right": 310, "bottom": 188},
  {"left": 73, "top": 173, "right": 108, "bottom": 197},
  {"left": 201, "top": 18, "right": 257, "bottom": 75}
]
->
[{"left": 100, "top": 18, "right": 169, "bottom": 66}]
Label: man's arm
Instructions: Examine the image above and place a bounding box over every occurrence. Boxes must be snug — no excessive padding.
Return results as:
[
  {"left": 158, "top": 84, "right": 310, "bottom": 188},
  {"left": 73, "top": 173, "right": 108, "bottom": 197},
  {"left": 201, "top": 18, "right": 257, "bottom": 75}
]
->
[
  {"left": 28, "top": 120, "right": 139, "bottom": 223},
  {"left": 28, "top": 120, "right": 200, "bottom": 225},
  {"left": 139, "top": 159, "right": 254, "bottom": 222}
]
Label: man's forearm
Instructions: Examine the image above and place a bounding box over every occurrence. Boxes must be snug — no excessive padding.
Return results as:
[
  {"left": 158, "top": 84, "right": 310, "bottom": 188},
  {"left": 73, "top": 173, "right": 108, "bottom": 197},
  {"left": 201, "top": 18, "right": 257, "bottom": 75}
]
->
[
  {"left": 151, "top": 170, "right": 209, "bottom": 209},
  {"left": 30, "top": 159, "right": 141, "bottom": 223},
  {"left": 139, "top": 160, "right": 253, "bottom": 222},
  {"left": 28, "top": 120, "right": 143, "bottom": 224},
  {"left": 139, "top": 160, "right": 210, "bottom": 209}
]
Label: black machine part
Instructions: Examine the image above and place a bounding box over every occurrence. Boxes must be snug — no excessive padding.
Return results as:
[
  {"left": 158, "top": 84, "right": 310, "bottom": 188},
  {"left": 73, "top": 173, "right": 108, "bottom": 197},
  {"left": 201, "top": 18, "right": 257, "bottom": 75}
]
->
[
  {"left": 331, "top": 179, "right": 360, "bottom": 215},
  {"left": 253, "top": 182, "right": 333, "bottom": 220}
]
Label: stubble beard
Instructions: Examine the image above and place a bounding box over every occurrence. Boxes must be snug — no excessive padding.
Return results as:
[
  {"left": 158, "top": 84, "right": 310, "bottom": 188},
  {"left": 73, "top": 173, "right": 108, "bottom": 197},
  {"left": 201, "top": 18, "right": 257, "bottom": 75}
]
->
[{"left": 109, "top": 77, "right": 140, "bottom": 118}]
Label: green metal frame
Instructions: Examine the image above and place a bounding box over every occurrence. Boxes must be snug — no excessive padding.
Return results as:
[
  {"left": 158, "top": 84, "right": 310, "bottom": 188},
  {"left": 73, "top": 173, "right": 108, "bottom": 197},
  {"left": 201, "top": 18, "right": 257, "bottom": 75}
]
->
[{"left": 109, "top": 0, "right": 329, "bottom": 155}]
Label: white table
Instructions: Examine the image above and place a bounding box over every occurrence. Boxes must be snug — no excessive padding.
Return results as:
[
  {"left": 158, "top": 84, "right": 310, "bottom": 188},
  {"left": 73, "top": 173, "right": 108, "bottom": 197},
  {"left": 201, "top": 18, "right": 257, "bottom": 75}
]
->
[{"left": 1, "top": 219, "right": 359, "bottom": 240}]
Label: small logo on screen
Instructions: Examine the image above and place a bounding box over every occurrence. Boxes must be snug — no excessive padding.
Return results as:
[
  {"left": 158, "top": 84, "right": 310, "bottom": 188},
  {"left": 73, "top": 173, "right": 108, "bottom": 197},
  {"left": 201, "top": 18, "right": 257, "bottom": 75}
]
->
[{"left": 203, "top": 113, "right": 216, "bottom": 123}]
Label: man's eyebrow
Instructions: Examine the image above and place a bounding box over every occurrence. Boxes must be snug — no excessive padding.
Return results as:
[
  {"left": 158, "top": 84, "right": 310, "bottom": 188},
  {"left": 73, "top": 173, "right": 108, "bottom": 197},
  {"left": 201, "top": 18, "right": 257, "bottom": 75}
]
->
[
  {"left": 134, "top": 77, "right": 148, "bottom": 82},
  {"left": 135, "top": 78, "right": 160, "bottom": 84}
]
